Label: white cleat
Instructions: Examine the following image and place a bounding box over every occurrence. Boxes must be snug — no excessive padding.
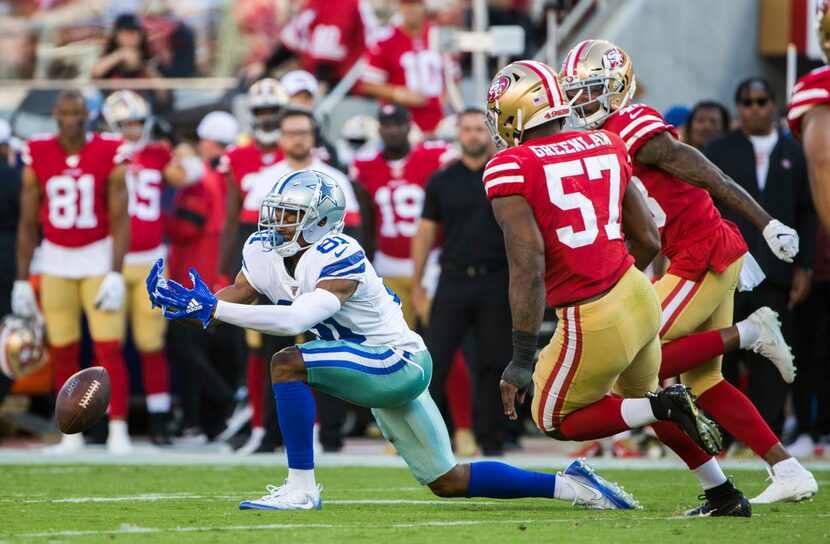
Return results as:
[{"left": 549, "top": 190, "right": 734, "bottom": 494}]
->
[
  {"left": 239, "top": 481, "right": 322, "bottom": 511},
  {"left": 750, "top": 465, "right": 818, "bottom": 503},
  {"left": 787, "top": 434, "right": 816, "bottom": 459},
  {"left": 43, "top": 433, "right": 85, "bottom": 455},
  {"left": 235, "top": 427, "right": 266, "bottom": 456},
  {"left": 559, "top": 458, "right": 641, "bottom": 509},
  {"left": 748, "top": 307, "right": 795, "bottom": 383},
  {"left": 107, "top": 420, "right": 133, "bottom": 455}
]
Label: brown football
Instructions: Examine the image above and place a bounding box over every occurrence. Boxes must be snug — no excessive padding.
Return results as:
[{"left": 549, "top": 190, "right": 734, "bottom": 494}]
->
[{"left": 56, "top": 367, "right": 111, "bottom": 434}]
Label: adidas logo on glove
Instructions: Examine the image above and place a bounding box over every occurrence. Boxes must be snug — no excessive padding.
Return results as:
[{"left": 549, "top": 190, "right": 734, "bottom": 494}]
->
[{"left": 187, "top": 298, "right": 203, "bottom": 313}]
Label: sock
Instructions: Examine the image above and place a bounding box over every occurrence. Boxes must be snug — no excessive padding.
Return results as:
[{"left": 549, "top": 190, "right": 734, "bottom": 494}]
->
[
  {"left": 140, "top": 351, "right": 170, "bottom": 399},
  {"left": 288, "top": 467, "right": 317, "bottom": 492},
  {"left": 651, "top": 421, "right": 712, "bottom": 470},
  {"left": 552, "top": 476, "right": 576, "bottom": 501},
  {"left": 247, "top": 353, "right": 266, "bottom": 428},
  {"left": 659, "top": 331, "right": 726, "bottom": 381},
  {"left": 772, "top": 457, "right": 806, "bottom": 476},
  {"left": 93, "top": 340, "right": 129, "bottom": 419},
  {"left": 446, "top": 350, "right": 473, "bottom": 430},
  {"left": 704, "top": 479, "right": 737, "bottom": 502},
  {"left": 559, "top": 396, "right": 630, "bottom": 441},
  {"left": 146, "top": 393, "right": 171, "bottom": 413},
  {"left": 50, "top": 342, "right": 81, "bottom": 394},
  {"left": 466, "top": 462, "right": 556, "bottom": 499},
  {"left": 620, "top": 398, "right": 658, "bottom": 428},
  {"left": 692, "top": 458, "right": 728, "bottom": 490},
  {"left": 272, "top": 382, "right": 316, "bottom": 469},
  {"left": 735, "top": 319, "right": 759, "bottom": 349},
  {"left": 696, "top": 380, "right": 779, "bottom": 458}
]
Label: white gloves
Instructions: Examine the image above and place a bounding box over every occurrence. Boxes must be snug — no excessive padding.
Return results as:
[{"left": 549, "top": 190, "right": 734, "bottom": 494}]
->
[
  {"left": 762, "top": 220, "right": 800, "bottom": 263},
  {"left": 11, "top": 280, "right": 40, "bottom": 318},
  {"left": 95, "top": 271, "right": 126, "bottom": 312}
]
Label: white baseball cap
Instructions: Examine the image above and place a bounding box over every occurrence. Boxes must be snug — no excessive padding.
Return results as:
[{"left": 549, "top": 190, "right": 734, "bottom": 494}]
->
[
  {"left": 197, "top": 111, "right": 239, "bottom": 145},
  {"left": 281, "top": 70, "right": 318, "bottom": 99}
]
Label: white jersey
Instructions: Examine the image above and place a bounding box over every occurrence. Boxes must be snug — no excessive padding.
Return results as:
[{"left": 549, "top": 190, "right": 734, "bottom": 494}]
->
[{"left": 241, "top": 232, "right": 425, "bottom": 353}]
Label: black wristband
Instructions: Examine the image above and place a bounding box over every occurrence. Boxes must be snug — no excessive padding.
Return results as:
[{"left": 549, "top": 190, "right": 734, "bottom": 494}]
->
[{"left": 511, "top": 330, "right": 538, "bottom": 370}]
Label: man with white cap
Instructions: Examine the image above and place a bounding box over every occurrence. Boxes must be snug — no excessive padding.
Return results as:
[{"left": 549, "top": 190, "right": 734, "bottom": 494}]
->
[
  {"left": 281, "top": 70, "right": 340, "bottom": 169},
  {"left": 166, "top": 110, "right": 243, "bottom": 443}
]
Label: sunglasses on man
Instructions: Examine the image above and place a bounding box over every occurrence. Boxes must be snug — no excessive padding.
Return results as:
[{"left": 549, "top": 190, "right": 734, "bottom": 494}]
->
[{"left": 739, "top": 97, "right": 770, "bottom": 108}]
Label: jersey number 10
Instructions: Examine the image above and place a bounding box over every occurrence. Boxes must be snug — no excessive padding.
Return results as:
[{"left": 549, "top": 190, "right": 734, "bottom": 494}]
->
[{"left": 543, "top": 154, "right": 622, "bottom": 249}]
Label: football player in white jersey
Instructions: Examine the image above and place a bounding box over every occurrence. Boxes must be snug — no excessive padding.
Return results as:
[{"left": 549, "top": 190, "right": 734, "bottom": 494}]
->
[{"left": 148, "top": 169, "right": 641, "bottom": 511}]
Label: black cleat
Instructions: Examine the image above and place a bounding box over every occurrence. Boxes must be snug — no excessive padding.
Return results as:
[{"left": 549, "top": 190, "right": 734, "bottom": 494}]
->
[
  {"left": 648, "top": 384, "right": 723, "bottom": 456},
  {"left": 683, "top": 486, "right": 752, "bottom": 517}
]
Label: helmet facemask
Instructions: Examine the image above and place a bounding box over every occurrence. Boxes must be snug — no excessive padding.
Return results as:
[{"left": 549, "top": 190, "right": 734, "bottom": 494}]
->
[
  {"left": 563, "top": 74, "right": 636, "bottom": 129},
  {"left": 252, "top": 106, "right": 282, "bottom": 146}
]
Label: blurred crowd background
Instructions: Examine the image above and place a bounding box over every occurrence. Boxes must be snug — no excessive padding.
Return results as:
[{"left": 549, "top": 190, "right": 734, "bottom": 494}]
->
[{"left": 0, "top": 0, "right": 827, "bottom": 462}]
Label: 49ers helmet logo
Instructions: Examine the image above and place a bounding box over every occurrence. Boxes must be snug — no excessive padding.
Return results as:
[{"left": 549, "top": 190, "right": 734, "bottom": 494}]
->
[
  {"left": 488, "top": 76, "right": 511, "bottom": 103},
  {"left": 603, "top": 48, "right": 626, "bottom": 70}
]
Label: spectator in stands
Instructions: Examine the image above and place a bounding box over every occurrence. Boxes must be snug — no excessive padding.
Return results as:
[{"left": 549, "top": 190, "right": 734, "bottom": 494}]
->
[
  {"left": 662, "top": 104, "right": 691, "bottom": 142},
  {"left": 684, "top": 101, "right": 731, "bottom": 151},
  {"left": 705, "top": 77, "right": 816, "bottom": 440},
  {"left": 0, "top": 120, "right": 20, "bottom": 405},
  {"left": 411, "top": 108, "right": 510, "bottom": 456},
  {"left": 166, "top": 111, "right": 239, "bottom": 444},
  {"left": 281, "top": 70, "right": 340, "bottom": 168},
  {"left": 248, "top": 0, "right": 380, "bottom": 90},
  {"left": 91, "top": 14, "right": 161, "bottom": 80},
  {"left": 360, "top": 0, "right": 457, "bottom": 135}
]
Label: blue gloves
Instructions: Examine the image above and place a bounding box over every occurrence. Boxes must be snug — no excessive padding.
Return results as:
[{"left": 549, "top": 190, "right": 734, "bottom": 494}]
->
[
  {"left": 154, "top": 267, "right": 217, "bottom": 329},
  {"left": 145, "top": 258, "right": 166, "bottom": 309}
]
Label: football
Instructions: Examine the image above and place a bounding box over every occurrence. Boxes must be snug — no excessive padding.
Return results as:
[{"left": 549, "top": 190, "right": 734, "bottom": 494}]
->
[{"left": 55, "top": 367, "right": 111, "bottom": 435}]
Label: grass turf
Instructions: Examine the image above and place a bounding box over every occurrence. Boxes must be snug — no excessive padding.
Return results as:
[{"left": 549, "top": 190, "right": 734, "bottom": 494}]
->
[{"left": 0, "top": 465, "right": 827, "bottom": 543}]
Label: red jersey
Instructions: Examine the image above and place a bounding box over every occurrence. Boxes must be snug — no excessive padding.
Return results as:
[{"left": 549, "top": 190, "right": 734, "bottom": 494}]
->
[
  {"left": 361, "top": 24, "right": 452, "bottom": 133},
  {"left": 350, "top": 142, "right": 454, "bottom": 259},
  {"left": 788, "top": 65, "right": 830, "bottom": 139},
  {"left": 23, "top": 132, "right": 130, "bottom": 248},
  {"left": 484, "top": 130, "right": 635, "bottom": 307},
  {"left": 281, "top": 0, "right": 379, "bottom": 82},
  {"left": 603, "top": 104, "right": 747, "bottom": 281},
  {"left": 218, "top": 142, "right": 283, "bottom": 224},
  {"left": 127, "top": 142, "right": 172, "bottom": 253}
]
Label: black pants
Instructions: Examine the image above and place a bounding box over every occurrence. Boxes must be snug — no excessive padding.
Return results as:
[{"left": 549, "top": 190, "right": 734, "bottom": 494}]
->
[
  {"left": 722, "top": 283, "right": 792, "bottom": 437},
  {"left": 791, "top": 280, "right": 830, "bottom": 439},
  {"left": 425, "top": 268, "right": 511, "bottom": 454}
]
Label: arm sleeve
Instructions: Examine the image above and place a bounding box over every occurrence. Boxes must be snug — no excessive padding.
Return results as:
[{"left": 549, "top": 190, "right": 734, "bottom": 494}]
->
[
  {"left": 483, "top": 151, "right": 527, "bottom": 200},
  {"left": 214, "top": 288, "right": 341, "bottom": 336}
]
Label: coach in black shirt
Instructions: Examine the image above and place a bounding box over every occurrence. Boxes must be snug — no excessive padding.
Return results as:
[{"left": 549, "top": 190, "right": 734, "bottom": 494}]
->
[{"left": 411, "top": 108, "right": 510, "bottom": 456}]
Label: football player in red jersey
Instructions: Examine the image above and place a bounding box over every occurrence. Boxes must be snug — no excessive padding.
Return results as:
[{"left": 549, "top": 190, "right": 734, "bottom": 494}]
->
[
  {"left": 562, "top": 39, "right": 817, "bottom": 505},
  {"left": 485, "top": 60, "right": 746, "bottom": 514},
  {"left": 360, "top": 0, "right": 457, "bottom": 134},
  {"left": 13, "top": 89, "right": 132, "bottom": 454},
  {"left": 789, "top": 1, "right": 830, "bottom": 236},
  {"left": 102, "top": 90, "right": 201, "bottom": 445},
  {"left": 351, "top": 103, "right": 454, "bottom": 325}
]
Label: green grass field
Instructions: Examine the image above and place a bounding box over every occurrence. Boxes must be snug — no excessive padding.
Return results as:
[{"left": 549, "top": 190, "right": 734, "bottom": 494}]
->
[{"left": 1, "top": 465, "right": 827, "bottom": 543}]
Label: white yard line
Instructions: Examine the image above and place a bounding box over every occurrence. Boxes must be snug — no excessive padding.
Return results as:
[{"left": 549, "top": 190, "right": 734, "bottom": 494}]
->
[{"left": 7, "top": 495, "right": 502, "bottom": 505}]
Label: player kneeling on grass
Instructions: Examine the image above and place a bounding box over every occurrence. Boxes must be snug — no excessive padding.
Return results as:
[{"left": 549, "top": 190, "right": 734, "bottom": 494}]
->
[{"left": 148, "top": 169, "right": 638, "bottom": 511}]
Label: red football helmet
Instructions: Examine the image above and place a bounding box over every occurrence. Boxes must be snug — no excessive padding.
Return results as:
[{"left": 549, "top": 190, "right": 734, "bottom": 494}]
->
[{"left": 0, "top": 315, "right": 48, "bottom": 379}]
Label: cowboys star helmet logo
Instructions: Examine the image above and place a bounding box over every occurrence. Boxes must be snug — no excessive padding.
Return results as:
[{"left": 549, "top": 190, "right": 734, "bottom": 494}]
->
[
  {"left": 603, "top": 48, "right": 626, "bottom": 70},
  {"left": 317, "top": 177, "right": 338, "bottom": 206},
  {"left": 487, "top": 76, "right": 512, "bottom": 103}
]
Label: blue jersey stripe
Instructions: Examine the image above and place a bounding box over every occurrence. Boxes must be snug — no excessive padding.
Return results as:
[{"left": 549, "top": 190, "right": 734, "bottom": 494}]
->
[
  {"left": 300, "top": 344, "right": 395, "bottom": 360},
  {"left": 319, "top": 251, "right": 366, "bottom": 278},
  {"left": 321, "top": 263, "right": 366, "bottom": 279},
  {"left": 304, "top": 358, "right": 407, "bottom": 375},
  {"left": 323, "top": 317, "right": 366, "bottom": 343}
]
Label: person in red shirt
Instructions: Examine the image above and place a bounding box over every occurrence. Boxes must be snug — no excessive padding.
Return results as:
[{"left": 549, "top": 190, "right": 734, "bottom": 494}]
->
[
  {"left": 102, "top": 90, "right": 200, "bottom": 445},
  {"left": 351, "top": 104, "right": 454, "bottom": 324},
  {"left": 562, "top": 39, "right": 817, "bottom": 506},
  {"left": 360, "top": 0, "right": 456, "bottom": 134},
  {"left": 485, "top": 59, "right": 735, "bottom": 514},
  {"left": 13, "top": 90, "right": 131, "bottom": 454},
  {"left": 165, "top": 111, "right": 240, "bottom": 442}
]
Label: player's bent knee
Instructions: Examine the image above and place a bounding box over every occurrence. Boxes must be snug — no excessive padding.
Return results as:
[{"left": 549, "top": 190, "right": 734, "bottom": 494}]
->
[
  {"left": 427, "top": 464, "right": 468, "bottom": 498},
  {"left": 269, "top": 347, "right": 306, "bottom": 383}
]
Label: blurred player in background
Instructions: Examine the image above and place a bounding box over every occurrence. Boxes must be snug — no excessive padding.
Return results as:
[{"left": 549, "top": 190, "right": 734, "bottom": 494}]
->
[
  {"left": 360, "top": 0, "right": 457, "bottom": 135},
  {"left": 14, "top": 90, "right": 132, "bottom": 454},
  {"left": 562, "top": 39, "right": 816, "bottom": 505},
  {"left": 102, "top": 90, "right": 202, "bottom": 445},
  {"left": 337, "top": 114, "right": 380, "bottom": 168},
  {"left": 149, "top": 169, "right": 642, "bottom": 512}
]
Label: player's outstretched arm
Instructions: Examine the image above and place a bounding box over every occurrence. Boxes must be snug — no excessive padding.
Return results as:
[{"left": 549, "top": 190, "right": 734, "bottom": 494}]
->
[
  {"left": 491, "top": 195, "right": 545, "bottom": 420},
  {"left": 621, "top": 182, "right": 661, "bottom": 271},
  {"left": 635, "top": 132, "right": 773, "bottom": 230},
  {"left": 802, "top": 105, "right": 830, "bottom": 236}
]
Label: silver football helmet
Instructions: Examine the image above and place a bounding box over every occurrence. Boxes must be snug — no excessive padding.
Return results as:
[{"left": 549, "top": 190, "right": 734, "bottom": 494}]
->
[{"left": 258, "top": 169, "right": 346, "bottom": 257}]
